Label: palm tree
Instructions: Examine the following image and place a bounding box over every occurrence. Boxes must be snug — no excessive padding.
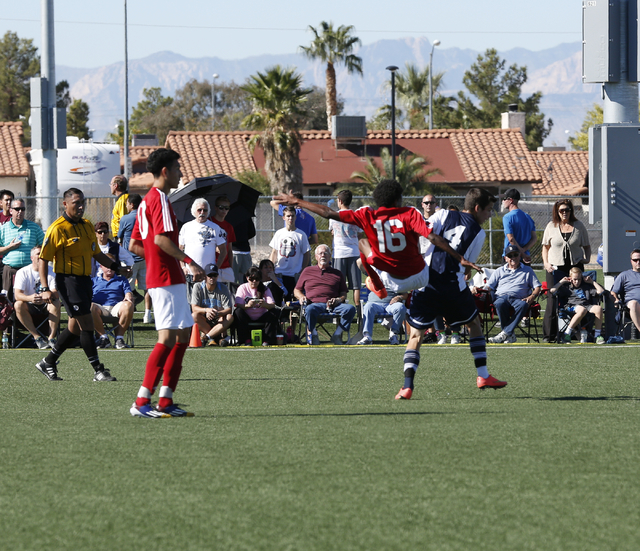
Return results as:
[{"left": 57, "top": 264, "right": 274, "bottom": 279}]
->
[
  {"left": 241, "top": 66, "right": 311, "bottom": 194},
  {"left": 300, "top": 21, "right": 363, "bottom": 132},
  {"left": 350, "top": 147, "right": 442, "bottom": 195},
  {"left": 389, "top": 63, "right": 447, "bottom": 130}
]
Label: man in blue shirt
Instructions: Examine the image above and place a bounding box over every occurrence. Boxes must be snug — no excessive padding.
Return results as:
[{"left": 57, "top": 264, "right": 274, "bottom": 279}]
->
[
  {"left": 501, "top": 188, "right": 537, "bottom": 265},
  {"left": 90, "top": 256, "right": 134, "bottom": 349},
  {"left": 0, "top": 198, "right": 45, "bottom": 301},
  {"left": 487, "top": 245, "right": 541, "bottom": 343}
]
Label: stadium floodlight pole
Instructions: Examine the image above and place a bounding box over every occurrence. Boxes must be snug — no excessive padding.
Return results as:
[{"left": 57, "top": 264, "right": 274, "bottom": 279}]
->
[
  {"left": 40, "top": 0, "right": 57, "bottom": 228},
  {"left": 123, "top": 0, "right": 130, "bottom": 180},
  {"left": 211, "top": 74, "right": 219, "bottom": 131},
  {"left": 429, "top": 39, "right": 441, "bottom": 130},
  {"left": 386, "top": 65, "right": 399, "bottom": 180}
]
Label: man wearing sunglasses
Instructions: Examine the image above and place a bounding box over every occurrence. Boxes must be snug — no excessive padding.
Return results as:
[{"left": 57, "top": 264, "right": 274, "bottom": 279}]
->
[
  {"left": 0, "top": 198, "right": 45, "bottom": 302},
  {"left": 92, "top": 221, "right": 134, "bottom": 279},
  {"left": 611, "top": 249, "right": 640, "bottom": 336},
  {"left": 486, "top": 245, "right": 541, "bottom": 344},
  {"left": 209, "top": 195, "right": 236, "bottom": 286}
]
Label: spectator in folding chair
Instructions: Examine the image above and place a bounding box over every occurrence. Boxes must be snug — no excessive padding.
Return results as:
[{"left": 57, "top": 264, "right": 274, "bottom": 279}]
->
[
  {"left": 92, "top": 221, "right": 134, "bottom": 279},
  {"left": 13, "top": 245, "right": 60, "bottom": 349},
  {"left": 356, "top": 286, "right": 407, "bottom": 346},
  {"left": 233, "top": 266, "right": 279, "bottom": 346},
  {"left": 294, "top": 244, "right": 356, "bottom": 346},
  {"left": 611, "top": 249, "right": 640, "bottom": 336},
  {"left": 550, "top": 266, "right": 605, "bottom": 344},
  {"left": 487, "top": 245, "right": 541, "bottom": 344},
  {"left": 91, "top": 255, "right": 135, "bottom": 350},
  {"left": 191, "top": 263, "right": 233, "bottom": 347}
]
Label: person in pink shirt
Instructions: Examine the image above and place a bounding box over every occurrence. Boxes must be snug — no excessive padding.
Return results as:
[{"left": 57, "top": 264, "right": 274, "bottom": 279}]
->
[{"left": 233, "top": 266, "right": 278, "bottom": 346}]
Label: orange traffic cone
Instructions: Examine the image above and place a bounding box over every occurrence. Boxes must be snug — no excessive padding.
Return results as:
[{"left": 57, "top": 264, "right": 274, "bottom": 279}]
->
[{"left": 189, "top": 324, "right": 202, "bottom": 348}]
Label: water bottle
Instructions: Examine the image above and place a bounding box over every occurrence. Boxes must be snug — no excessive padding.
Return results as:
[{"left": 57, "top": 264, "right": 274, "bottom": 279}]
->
[{"left": 2, "top": 331, "right": 8, "bottom": 349}]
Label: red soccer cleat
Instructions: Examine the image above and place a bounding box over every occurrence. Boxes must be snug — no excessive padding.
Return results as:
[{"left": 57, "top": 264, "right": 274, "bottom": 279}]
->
[
  {"left": 395, "top": 387, "right": 413, "bottom": 400},
  {"left": 477, "top": 375, "right": 508, "bottom": 390}
]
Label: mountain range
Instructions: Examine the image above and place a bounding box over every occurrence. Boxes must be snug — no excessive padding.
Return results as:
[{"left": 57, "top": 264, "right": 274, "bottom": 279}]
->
[{"left": 57, "top": 38, "right": 601, "bottom": 147}]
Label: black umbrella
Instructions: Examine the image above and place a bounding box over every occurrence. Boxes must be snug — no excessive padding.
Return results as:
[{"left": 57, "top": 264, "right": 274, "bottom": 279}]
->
[{"left": 168, "top": 174, "right": 261, "bottom": 233}]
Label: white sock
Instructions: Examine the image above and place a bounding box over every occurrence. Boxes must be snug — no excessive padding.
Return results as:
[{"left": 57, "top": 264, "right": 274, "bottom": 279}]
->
[{"left": 145, "top": 309, "right": 151, "bottom": 316}]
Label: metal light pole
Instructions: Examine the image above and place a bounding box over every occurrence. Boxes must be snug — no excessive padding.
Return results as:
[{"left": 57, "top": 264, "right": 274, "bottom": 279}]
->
[
  {"left": 123, "top": 0, "right": 130, "bottom": 179},
  {"left": 386, "top": 65, "right": 398, "bottom": 180},
  {"left": 429, "top": 39, "right": 441, "bottom": 130},
  {"left": 211, "top": 74, "right": 219, "bottom": 131}
]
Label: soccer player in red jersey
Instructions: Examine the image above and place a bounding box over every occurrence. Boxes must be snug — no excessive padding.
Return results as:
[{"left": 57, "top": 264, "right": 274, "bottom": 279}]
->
[
  {"left": 128, "top": 148, "right": 205, "bottom": 418},
  {"left": 273, "top": 180, "right": 480, "bottom": 297}
]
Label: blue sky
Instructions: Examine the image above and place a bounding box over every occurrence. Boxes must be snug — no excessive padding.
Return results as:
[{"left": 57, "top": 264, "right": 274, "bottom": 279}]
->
[{"left": 1, "top": 0, "right": 581, "bottom": 68}]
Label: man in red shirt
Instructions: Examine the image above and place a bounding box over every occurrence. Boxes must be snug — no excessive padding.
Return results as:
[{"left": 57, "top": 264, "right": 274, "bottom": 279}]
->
[
  {"left": 209, "top": 195, "right": 236, "bottom": 287},
  {"left": 274, "top": 180, "right": 480, "bottom": 297},
  {"left": 129, "top": 148, "right": 205, "bottom": 418}
]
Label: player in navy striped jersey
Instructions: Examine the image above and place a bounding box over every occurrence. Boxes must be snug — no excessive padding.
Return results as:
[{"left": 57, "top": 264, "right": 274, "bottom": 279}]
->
[{"left": 395, "top": 188, "right": 508, "bottom": 400}]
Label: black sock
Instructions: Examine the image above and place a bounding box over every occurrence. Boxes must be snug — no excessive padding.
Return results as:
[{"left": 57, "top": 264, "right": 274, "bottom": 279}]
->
[
  {"left": 80, "top": 330, "right": 102, "bottom": 371},
  {"left": 45, "top": 328, "right": 76, "bottom": 364}
]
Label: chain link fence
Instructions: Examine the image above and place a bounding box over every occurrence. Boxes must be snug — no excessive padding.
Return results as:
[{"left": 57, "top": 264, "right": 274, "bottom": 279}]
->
[{"left": 20, "top": 194, "right": 600, "bottom": 270}]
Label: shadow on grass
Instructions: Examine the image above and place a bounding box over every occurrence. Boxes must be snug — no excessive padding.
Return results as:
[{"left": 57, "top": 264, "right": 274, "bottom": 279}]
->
[
  {"left": 516, "top": 396, "right": 640, "bottom": 401},
  {"left": 213, "top": 411, "right": 505, "bottom": 419}
]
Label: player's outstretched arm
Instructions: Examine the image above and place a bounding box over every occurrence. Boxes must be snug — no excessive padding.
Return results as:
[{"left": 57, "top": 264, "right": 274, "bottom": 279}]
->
[
  {"left": 427, "top": 233, "right": 483, "bottom": 273},
  {"left": 272, "top": 193, "right": 341, "bottom": 221}
]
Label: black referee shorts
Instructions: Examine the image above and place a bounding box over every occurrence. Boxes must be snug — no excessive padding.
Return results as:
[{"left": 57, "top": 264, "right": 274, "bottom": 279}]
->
[{"left": 55, "top": 274, "right": 93, "bottom": 317}]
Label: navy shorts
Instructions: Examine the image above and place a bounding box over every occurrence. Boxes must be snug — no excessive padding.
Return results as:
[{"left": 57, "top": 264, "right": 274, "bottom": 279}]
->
[
  {"left": 55, "top": 274, "right": 93, "bottom": 317},
  {"left": 408, "top": 282, "right": 478, "bottom": 330}
]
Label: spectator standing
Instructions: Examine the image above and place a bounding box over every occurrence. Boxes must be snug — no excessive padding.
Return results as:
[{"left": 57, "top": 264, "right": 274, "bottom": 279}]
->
[
  {"left": 0, "top": 189, "right": 14, "bottom": 224},
  {"left": 0, "top": 198, "right": 45, "bottom": 302},
  {"left": 13, "top": 245, "right": 60, "bottom": 349},
  {"left": 129, "top": 148, "right": 205, "bottom": 417},
  {"left": 191, "top": 263, "right": 233, "bottom": 346},
  {"left": 294, "top": 244, "right": 356, "bottom": 345},
  {"left": 118, "top": 193, "right": 153, "bottom": 323},
  {"left": 231, "top": 218, "right": 255, "bottom": 286},
  {"left": 234, "top": 266, "right": 279, "bottom": 346},
  {"left": 541, "top": 199, "right": 591, "bottom": 342},
  {"left": 269, "top": 206, "right": 311, "bottom": 297},
  {"left": 420, "top": 193, "right": 443, "bottom": 342},
  {"left": 110, "top": 175, "right": 129, "bottom": 238},
  {"left": 270, "top": 191, "right": 318, "bottom": 245},
  {"left": 611, "top": 249, "right": 640, "bottom": 336},
  {"left": 501, "top": 188, "right": 537, "bottom": 264},
  {"left": 486, "top": 245, "right": 541, "bottom": 344},
  {"left": 35, "top": 188, "right": 122, "bottom": 382},
  {"left": 92, "top": 221, "right": 134, "bottom": 278},
  {"left": 179, "top": 198, "right": 227, "bottom": 301},
  {"left": 91, "top": 255, "right": 135, "bottom": 350},
  {"left": 329, "top": 190, "right": 362, "bottom": 320},
  {"left": 209, "top": 195, "right": 236, "bottom": 286},
  {"left": 551, "top": 267, "right": 605, "bottom": 344}
]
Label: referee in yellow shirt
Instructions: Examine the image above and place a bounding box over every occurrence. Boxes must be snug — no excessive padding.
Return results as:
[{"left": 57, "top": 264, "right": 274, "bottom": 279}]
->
[{"left": 36, "top": 188, "right": 126, "bottom": 382}]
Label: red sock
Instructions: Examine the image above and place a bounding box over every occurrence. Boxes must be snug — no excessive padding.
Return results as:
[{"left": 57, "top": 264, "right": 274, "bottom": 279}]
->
[
  {"left": 359, "top": 252, "right": 386, "bottom": 298},
  {"left": 158, "top": 342, "right": 189, "bottom": 407},
  {"left": 135, "top": 343, "right": 172, "bottom": 406}
]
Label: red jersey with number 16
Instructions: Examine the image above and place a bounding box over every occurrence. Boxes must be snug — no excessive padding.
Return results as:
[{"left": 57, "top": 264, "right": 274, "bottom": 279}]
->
[
  {"left": 131, "top": 187, "right": 186, "bottom": 289},
  {"left": 339, "top": 206, "right": 431, "bottom": 278}
]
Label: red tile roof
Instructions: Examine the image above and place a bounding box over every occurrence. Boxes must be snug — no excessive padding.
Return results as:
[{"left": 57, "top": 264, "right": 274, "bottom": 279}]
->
[
  {"left": 0, "top": 122, "right": 29, "bottom": 177},
  {"left": 113, "top": 128, "right": 588, "bottom": 196},
  {"left": 165, "top": 131, "right": 257, "bottom": 183},
  {"left": 531, "top": 151, "right": 588, "bottom": 195}
]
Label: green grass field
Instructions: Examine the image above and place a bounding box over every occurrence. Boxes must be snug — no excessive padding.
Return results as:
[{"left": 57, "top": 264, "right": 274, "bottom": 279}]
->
[{"left": 2, "top": 341, "right": 640, "bottom": 550}]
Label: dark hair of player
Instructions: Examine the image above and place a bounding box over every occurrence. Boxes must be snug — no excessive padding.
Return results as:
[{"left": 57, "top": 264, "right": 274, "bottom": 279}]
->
[
  {"left": 127, "top": 194, "right": 142, "bottom": 209},
  {"left": 63, "top": 187, "right": 84, "bottom": 199},
  {"left": 372, "top": 179, "right": 403, "bottom": 208},
  {"left": 146, "top": 148, "right": 180, "bottom": 177},
  {"left": 464, "top": 187, "right": 496, "bottom": 211}
]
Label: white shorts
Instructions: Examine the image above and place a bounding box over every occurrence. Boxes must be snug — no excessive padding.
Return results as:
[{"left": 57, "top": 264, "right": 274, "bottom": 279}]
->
[
  {"left": 374, "top": 263, "right": 430, "bottom": 295},
  {"left": 218, "top": 266, "right": 235, "bottom": 284},
  {"left": 96, "top": 301, "right": 128, "bottom": 317},
  {"left": 148, "top": 284, "right": 194, "bottom": 331}
]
